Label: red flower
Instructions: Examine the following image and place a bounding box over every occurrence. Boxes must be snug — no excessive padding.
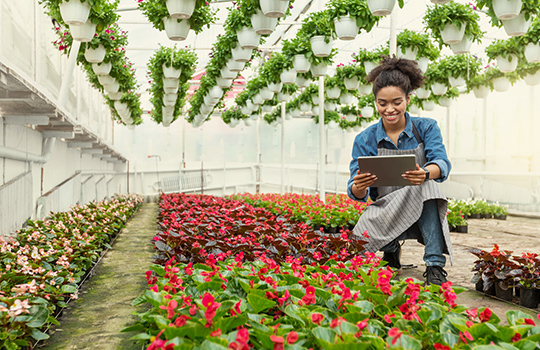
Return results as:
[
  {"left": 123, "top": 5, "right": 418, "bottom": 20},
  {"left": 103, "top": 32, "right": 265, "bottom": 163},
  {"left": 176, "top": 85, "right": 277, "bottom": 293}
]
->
[
  {"left": 434, "top": 344, "right": 451, "bottom": 350},
  {"left": 202, "top": 293, "right": 215, "bottom": 308},
  {"left": 388, "top": 327, "right": 402, "bottom": 345},
  {"left": 479, "top": 308, "right": 492, "bottom": 322},
  {"left": 211, "top": 328, "right": 222, "bottom": 337},
  {"left": 189, "top": 303, "right": 198, "bottom": 316},
  {"left": 159, "top": 299, "right": 178, "bottom": 319},
  {"left": 286, "top": 331, "right": 298, "bottom": 345},
  {"left": 311, "top": 313, "right": 324, "bottom": 325},
  {"left": 302, "top": 286, "right": 316, "bottom": 305},
  {"left": 357, "top": 319, "right": 368, "bottom": 330},
  {"left": 459, "top": 331, "right": 473, "bottom": 344},
  {"left": 511, "top": 333, "right": 521, "bottom": 342},
  {"left": 524, "top": 318, "right": 535, "bottom": 325},
  {"left": 236, "top": 328, "right": 249, "bottom": 344},
  {"left": 330, "top": 317, "right": 344, "bottom": 329}
]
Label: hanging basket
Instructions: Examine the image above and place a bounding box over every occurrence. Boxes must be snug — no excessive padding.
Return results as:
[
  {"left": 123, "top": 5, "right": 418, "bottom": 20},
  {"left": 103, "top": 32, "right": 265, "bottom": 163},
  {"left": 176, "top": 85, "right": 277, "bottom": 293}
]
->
[
  {"left": 364, "top": 61, "right": 378, "bottom": 75},
  {"left": 163, "top": 113, "right": 174, "bottom": 124},
  {"left": 162, "top": 64, "right": 182, "bottom": 79},
  {"left": 250, "top": 113, "right": 259, "bottom": 120},
  {"left": 260, "top": 0, "right": 289, "bottom": 18},
  {"left": 310, "top": 36, "right": 334, "bottom": 57},
  {"left": 108, "top": 92, "right": 122, "bottom": 101},
  {"left": 440, "top": 22, "right": 465, "bottom": 44},
  {"left": 226, "top": 59, "right": 245, "bottom": 72},
  {"left": 361, "top": 106, "right": 374, "bottom": 118},
  {"left": 492, "top": 76, "right": 510, "bottom": 92},
  {"left": 416, "top": 87, "right": 431, "bottom": 99},
  {"left": 524, "top": 42, "right": 540, "bottom": 63},
  {"left": 240, "top": 106, "right": 252, "bottom": 116},
  {"left": 114, "top": 101, "right": 129, "bottom": 114},
  {"left": 246, "top": 100, "right": 256, "bottom": 112},
  {"left": 417, "top": 57, "right": 430, "bottom": 72},
  {"left": 260, "top": 87, "right": 274, "bottom": 101},
  {"left": 300, "top": 103, "right": 311, "bottom": 112},
  {"left": 84, "top": 44, "right": 106, "bottom": 63},
  {"left": 209, "top": 86, "right": 223, "bottom": 99},
  {"left": 397, "top": 46, "right": 418, "bottom": 60},
  {"left": 59, "top": 1, "right": 91, "bottom": 26},
  {"left": 497, "top": 54, "right": 518, "bottom": 72},
  {"left": 203, "top": 94, "right": 218, "bottom": 106},
  {"left": 296, "top": 75, "right": 309, "bottom": 88},
  {"left": 325, "top": 102, "right": 338, "bottom": 111},
  {"left": 367, "top": 0, "right": 396, "bottom": 16},
  {"left": 237, "top": 27, "right": 260, "bottom": 50},
  {"left": 430, "top": 0, "right": 451, "bottom": 3},
  {"left": 163, "top": 97, "right": 176, "bottom": 107},
  {"left": 277, "top": 92, "right": 291, "bottom": 102},
  {"left": 311, "top": 95, "right": 320, "bottom": 105},
  {"left": 423, "top": 100, "right": 436, "bottom": 111},
  {"left": 244, "top": 118, "right": 254, "bottom": 127},
  {"left": 262, "top": 105, "right": 273, "bottom": 113},
  {"left": 472, "top": 85, "right": 490, "bottom": 98},
  {"left": 431, "top": 82, "right": 448, "bottom": 96},
  {"left": 70, "top": 21, "right": 97, "bottom": 42},
  {"left": 164, "top": 93, "right": 178, "bottom": 103},
  {"left": 280, "top": 69, "right": 297, "bottom": 85},
  {"left": 92, "top": 62, "right": 112, "bottom": 76},
  {"left": 344, "top": 77, "right": 360, "bottom": 90},
  {"left": 311, "top": 62, "right": 327, "bottom": 77},
  {"left": 251, "top": 10, "right": 278, "bottom": 35},
  {"left": 502, "top": 14, "right": 530, "bottom": 37},
  {"left": 231, "top": 45, "right": 253, "bottom": 63},
  {"left": 334, "top": 15, "right": 359, "bottom": 41},
  {"left": 163, "top": 17, "right": 190, "bottom": 41},
  {"left": 163, "top": 78, "right": 180, "bottom": 94},
  {"left": 103, "top": 81, "right": 120, "bottom": 93},
  {"left": 162, "top": 105, "right": 174, "bottom": 117},
  {"left": 449, "top": 76, "right": 466, "bottom": 87},
  {"left": 291, "top": 109, "right": 301, "bottom": 117},
  {"left": 200, "top": 104, "right": 213, "bottom": 115},
  {"left": 408, "top": 104, "right": 420, "bottom": 115},
  {"left": 216, "top": 77, "right": 233, "bottom": 88},
  {"left": 268, "top": 82, "right": 283, "bottom": 93},
  {"left": 328, "top": 120, "right": 339, "bottom": 129},
  {"left": 293, "top": 55, "right": 311, "bottom": 73},
  {"left": 340, "top": 93, "right": 355, "bottom": 104},
  {"left": 358, "top": 84, "right": 372, "bottom": 95},
  {"left": 345, "top": 114, "right": 357, "bottom": 122},
  {"left": 450, "top": 35, "right": 473, "bottom": 55},
  {"left": 312, "top": 106, "right": 320, "bottom": 116},
  {"left": 326, "top": 87, "right": 341, "bottom": 99},
  {"left": 438, "top": 97, "right": 453, "bottom": 107},
  {"left": 166, "top": 0, "right": 196, "bottom": 20},
  {"left": 493, "top": 0, "right": 522, "bottom": 20},
  {"left": 97, "top": 74, "right": 115, "bottom": 86},
  {"left": 220, "top": 66, "right": 237, "bottom": 79},
  {"left": 523, "top": 70, "right": 540, "bottom": 86}
]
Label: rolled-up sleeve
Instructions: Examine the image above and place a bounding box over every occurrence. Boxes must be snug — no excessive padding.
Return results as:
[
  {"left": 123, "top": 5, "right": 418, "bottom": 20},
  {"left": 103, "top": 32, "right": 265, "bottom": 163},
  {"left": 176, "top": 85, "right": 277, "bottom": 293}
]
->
[
  {"left": 347, "top": 134, "right": 372, "bottom": 202},
  {"left": 422, "top": 120, "right": 452, "bottom": 182}
]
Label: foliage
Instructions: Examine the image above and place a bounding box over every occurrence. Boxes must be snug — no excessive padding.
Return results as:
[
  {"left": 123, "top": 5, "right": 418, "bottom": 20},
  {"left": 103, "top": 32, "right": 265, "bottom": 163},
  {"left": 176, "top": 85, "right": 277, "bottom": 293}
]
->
[
  {"left": 515, "top": 17, "right": 540, "bottom": 46},
  {"left": 466, "top": 72, "right": 493, "bottom": 91},
  {"left": 475, "top": 0, "right": 540, "bottom": 27},
  {"left": 0, "top": 194, "right": 143, "bottom": 350},
  {"left": 484, "top": 66, "right": 520, "bottom": 90},
  {"left": 485, "top": 38, "right": 525, "bottom": 62},
  {"left": 138, "top": 0, "right": 217, "bottom": 34},
  {"left": 297, "top": 10, "right": 336, "bottom": 41},
  {"left": 282, "top": 37, "right": 312, "bottom": 62},
  {"left": 470, "top": 245, "right": 520, "bottom": 291},
  {"left": 396, "top": 29, "right": 440, "bottom": 60},
  {"left": 352, "top": 46, "right": 388, "bottom": 65},
  {"left": 516, "top": 61, "right": 540, "bottom": 78},
  {"left": 424, "top": 60, "right": 449, "bottom": 85},
  {"left": 221, "top": 108, "right": 246, "bottom": 125},
  {"left": 39, "top": 0, "right": 119, "bottom": 27},
  {"left": 439, "top": 54, "right": 482, "bottom": 80},
  {"left": 326, "top": 0, "right": 381, "bottom": 34},
  {"left": 260, "top": 52, "right": 292, "bottom": 84},
  {"left": 335, "top": 63, "right": 366, "bottom": 81}
]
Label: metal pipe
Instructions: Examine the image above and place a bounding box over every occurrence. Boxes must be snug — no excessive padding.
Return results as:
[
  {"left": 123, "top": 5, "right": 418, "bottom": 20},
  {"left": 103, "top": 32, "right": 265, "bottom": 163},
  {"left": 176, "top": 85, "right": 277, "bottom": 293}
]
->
[
  {"left": 281, "top": 101, "right": 286, "bottom": 194},
  {"left": 0, "top": 137, "right": 56, "bottom": 164},
  {"left": 318, "top": 76, "right": 326, "bottom": 203}
]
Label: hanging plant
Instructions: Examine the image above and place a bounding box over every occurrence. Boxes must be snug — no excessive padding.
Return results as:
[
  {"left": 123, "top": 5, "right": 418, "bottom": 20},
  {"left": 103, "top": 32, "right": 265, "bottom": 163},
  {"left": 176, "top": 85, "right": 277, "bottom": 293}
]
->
[
  {"left": 475, "top": 0, "right": 540, "bottom": 28},
  {"left": 138, "top": 0, "right": 217, "bottom": 33},
  {"left": 282, "top": 37, "right": 312, "bottom": 62},
  {"left": 260, "top": 52, "right": 292, "bottom": 84},
  {"left": 297, "top": 10, "right": 335, "bottom": 42},
  {"left": 104, "top": 91, "right": 143, "bottom": 125},
  {"left": 466, "top": 72, "right": 493, "bottom": 92},
  {"left": 515, "top": 16, "right": 540, "bottom": 45},
  {"left": 221, "top": 108, "right": 245, "bottom": 125},
  {"left": 424, "top": 60, "right": 450, "bottom": 85},
  {"left": 39, "top": 0, "right": 117, "bottom": 26},
  {"left": 326, "top": 0, "right": 381, "bottom": 33},
  {"left": 485, "top": 38, "right": 525, "bottom": 62},
  {"left": 352, "top": 46, "right": 388, "bottom": 65},
  {"left": 286, "top": 97, "right": 300, "bottom": 111},
  {"left": 396, "top": 29, "right": 440, "bottom": 60},
  {"left": 439, "top": 54, "right": 482, "bottom": 80},
  {"left": 484, "top": 66, "right": 520, "bottom": 90}
]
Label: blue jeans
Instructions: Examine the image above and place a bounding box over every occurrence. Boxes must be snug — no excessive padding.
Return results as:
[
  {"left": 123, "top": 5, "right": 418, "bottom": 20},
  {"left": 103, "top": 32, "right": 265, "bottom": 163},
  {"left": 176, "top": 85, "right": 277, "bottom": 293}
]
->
[{"left": 380, "top": 199, "right": 446, "bottom": 267}]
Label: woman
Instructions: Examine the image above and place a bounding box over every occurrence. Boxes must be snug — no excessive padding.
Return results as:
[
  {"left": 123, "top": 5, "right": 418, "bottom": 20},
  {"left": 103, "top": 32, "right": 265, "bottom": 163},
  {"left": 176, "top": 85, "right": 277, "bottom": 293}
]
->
[{"left": 347, "top": 56, "right": 453, "bottom": 286}]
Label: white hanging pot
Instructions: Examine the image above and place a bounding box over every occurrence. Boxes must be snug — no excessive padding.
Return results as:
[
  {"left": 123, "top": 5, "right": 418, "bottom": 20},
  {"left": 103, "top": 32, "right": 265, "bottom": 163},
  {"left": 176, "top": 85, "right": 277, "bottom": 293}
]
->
[
  {"left": 358, "top": 84, "right": 372, "bottom": 95},
  {"left": 440, "top": 22, "right": 465, "bottom": 44},
  {"left": 260, "top": 87, "right": 274, "bottom": 100},
  {"left": 326, "top": 87, "right": 341, "bottom": 99},
  {"left": 166, "top": 0, "right": 196, "bottom": 20},
  {"left": 162, "top": 120, "right": 172, "bottom": 127},
  {"left": 523, "top": 70, "right": 540, "bottom": 86},
  {"left": 244, "top": 118, "right": 254, "bottom": 127},
  {"left": 108, "top": 92, "right": 122, "bottom": 101},
  {"left": 346, "top": 126, "right": 354, "bottom": 133},
  {"left": 162, "top": 64, "right": 182, "bottom": 79},
  {"left": 163, "top": 97, "right": 176, "bottom": 107},
  {"left": 493, "top": 0, "right": 522, "bottom": 20},
  {"left": 250, "top": 113, "right": 259, "bottom": 120},
  {"left": 126, "top": 124, "right": 136, "bottom": 130},
  {"left": 361, "top": 106, "right": 374, "bottom": 118},
  {"left": 92, "top": 62, "right": 112, "bottom": 75},
  {"left": 260, "top": 0, "right": 289, "bottom": 18},
  {"left": 311, "top": 94, "right": 320, "bottom": 105},
  {"left": 293, "top": 55, "right": 311, "bottom": 73},
  {"left": 237, "top": 27, "right": 260, "bottom": 50},
  {"left": 502, "top": 14, "right": 530, "bottom": 37},
  {"left": 163, "top": 113, "right": 174, "bottom": 124},
  {"left": 240, "top": 105, "right": 252, "bottom": 115},
  {"left": 300, "top": 103, "right": 311, "bottom": 112},
  {"left": 416, "top": 87, "right": 431, "bottom": 99},
  {"left": 291, "top": 109, "right": 301, "bottom": 117},
  {"left": 231, "top": 45, "right": 253, "bottom": 63},
  {"left": 163, "top": 78, "right": 179, "bottom": 94},
  {"left": 497, "top": 54, "right": 518, "bottom": 72},
  {"left": 417, "top": 57, "right": 430, "bottom": 72},
  {"left": 280, "top": 69, "right": 297, "bottom": 85},
  {"left": 285, "top": 113, "right": 293, "bottom": 120},
  {"left": 345, "top": 114, "right": 357, "bottom": 122},
  {"left": 70, "top": 21, "right": 97, "bottom": 42},
  {"left": 120, "top": 115, "right": 134, "bottom": 125},
  {"left": 229, "top": 119, "right": 240, "bottom": 127},
  {"left": 246, "top": 100, "right": 256, "bottom": 112},
  {"left": 268, "top": 82, "right": 283, "bottom": 93},
  {"left": 59, "top": 0, "right": 91, "bottom": 26},
  {"left": 408, "top": 104, "right": 420, "bottom": 115},
  {"left": 431, "top": 82, "right": 448, "bottom": 96},
  {"left": 312, "top": 106, "right": 320, "bottom": 115},
  {"left": 226, "top": 59, "right": 245, "bottom": 72},
  {"left": 209, "top": 86, "right": 223, "bottom": 99},
  {"left": 334, "top": 15, "right": 359, "bottom": 41},
  {"left": 423, "top": 100, "right": 436, "bottom": 111},
  {"left": 325, "top": 102, "right": 338, "bottom": 111},
  {"left": 492, "top": 76, "right": 510, "bottom": 92},
  {"left": 472, "top": 85, "right": 489, "bottom": 99},
  {"left": 524, "top": 42, "right": 540, "bottom": 63},
  {"left": 367, "top": 0, "right": 396, "bottom": 16},
  {"left": 114, "top": 101, "right": 129, "bottom": 114},
  {"left": 164, "top": 93, "right": 177, "bottom": 103},
  {"left": 364, "top": 61, "right": 378, "bottom": 75},
  {"left": 450, "top": 35, "right": 473, "bottom": 55},
  {"left": 203, "top": 94, "right": 218, "bottom": 106},
  {"left": 296, "top": 75, "right": 309, "bottom": 88},
  {"left": 438, "top": 96, "right": 453, "bottom": 107},
  {"left": 103, "top": 81, "right": 120, "bottom": 93},
  {"left": 311, "top": 62, "right": 327, "bottom": 77},
  {"left": 262, "top": 105, "right": 273, "bottom": 113},
  {"left": 328, "top": 120, "right": 339, "bottom": 129},
  {"left": 397, "top": 46, "right": 418, "bottom": 60},
  {"left": 430, "top": 0, "right": 451, "bottom": 3},
  {"left": 449, "top": 76, "right": 466, "bottom": 87},
  {"left": 344, "top": 77, "right": 360, "bottom": 90},
  {"left": 252, "top": 93, "right": 264, "bottom": 105},
  {"left": 310, "top": 36, "right": 334, "bottom": 58},
  {"left": 84, "top": 44, "right": 106, "bottom": 63},
  {"left": 162, "top": 105, "right": 174, "bottom": 116},
  {"left": 251, "top": 10, "right": 278, "bottom": 35},
  {"left": 220, "top": 66, "right": 237, "bottom": 79},
  {"left": 163, "top": 17, "right": 190, "bottom": 41},
  {"left": 97, "top": 74, "right": 115, "bottom": 86},
  {"left": 200, "top": 104, "right": 213, "bottom": 115},
  {"left": 216, "top": 77, "right": 233, "bottom": 88},
  {"left": 277, "top": 92, "right": 290, "bottom": 102},
  {"left": 340, "top": 93, "right": 355, "bottom": 104}
]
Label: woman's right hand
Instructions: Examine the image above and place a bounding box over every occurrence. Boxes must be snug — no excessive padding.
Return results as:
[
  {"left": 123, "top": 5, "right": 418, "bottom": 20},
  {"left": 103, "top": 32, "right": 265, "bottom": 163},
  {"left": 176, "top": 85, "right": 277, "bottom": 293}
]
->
[{"left": 353, "top": 171, "right": 377, "bottom": 193}]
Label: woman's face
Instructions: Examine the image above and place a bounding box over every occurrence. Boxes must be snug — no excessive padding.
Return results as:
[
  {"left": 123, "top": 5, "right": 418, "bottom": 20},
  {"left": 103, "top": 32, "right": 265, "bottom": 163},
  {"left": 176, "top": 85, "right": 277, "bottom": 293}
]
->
[{"left": 375, "top": 86, "right": 410, "bottom": 128}]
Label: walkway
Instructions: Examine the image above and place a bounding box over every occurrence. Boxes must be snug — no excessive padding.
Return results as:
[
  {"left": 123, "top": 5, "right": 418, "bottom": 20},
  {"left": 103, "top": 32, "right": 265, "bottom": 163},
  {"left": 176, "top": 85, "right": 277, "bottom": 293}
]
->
[{"left": 41, "top": 203, "right": 158, "bottom": 350}]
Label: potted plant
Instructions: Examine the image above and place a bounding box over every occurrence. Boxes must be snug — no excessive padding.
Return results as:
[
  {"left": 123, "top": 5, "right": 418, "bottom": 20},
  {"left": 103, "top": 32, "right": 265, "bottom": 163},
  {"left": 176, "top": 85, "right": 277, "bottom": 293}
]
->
[
  {"left": 475, "top": 0, "right": 523, "bottom": 21},
  {"left": 423, "top": 2, "right": 481, "bottom": 47},
  {"left": 366, "top": 0, "right": 404, "bottom": 17},
  {"left": 327, "top": 0, "right": 381, "bottom": 41},
  {"left": 298, "top": 11, "right": 336, "bottom": 58},
  {"left": 516, "top": 62, "right": 540, "bottom": 86},
  {"left": 512, "top": 253, "right": 540, "bottom": 308},
  {"left": 424, "top": 61, "right": 448, "bottom": 94},
  {"left": 466, "top": 73, "right": 492, "bottom": 99},
  {"left": 470, "top": 248, "right": 497, "bottom": 294},
  {"left": 358, "top": 94, "right": 375, "bottom": 118},
  {"left": 485, "top": 66, "right": 519, "bottom": 92},
  {"left": 396, "top": 29, "right": 429, "bottom": 60},
  {"left": 475, "top": 0, "right": 538, "bottom": 36},
  {"left": 433, "top": 86, "right": 459, "bottom": 108},
  {"left": 336, "top": 63, "right": 366, "bottom": 90},
  {"left": 282, "top": 37, "right": 312, "bottom": 73},
  {"left": 324, "top": 76, "right": 342, "bottom": 100},
  {"left": 226, "top": 8, "right": 260, "bottom": 50},
  {"left": 353, "top": 46, "right": 387, "bottom": 75},
  {"left": 486, "top": 38, "right": 523, "bottom": 73},
  {"left": 447, "top": 209, "right": 468, "bottom": 232},
  {"left": 440, "top": 54, "right": 482, "bottom": 87},
  {"left": 80, "top": 23, "right": 126, "bottom": 64},
  {"left": 516, "top": 17, "right": 540, "bottom": 62},
  {"left": 340, "top": 105, "right": 359, "bottom": 122}
]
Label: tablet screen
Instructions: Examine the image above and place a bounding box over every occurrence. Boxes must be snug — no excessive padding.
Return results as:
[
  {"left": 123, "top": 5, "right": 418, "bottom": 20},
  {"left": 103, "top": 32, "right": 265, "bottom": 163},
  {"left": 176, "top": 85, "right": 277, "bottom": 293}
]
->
[{"left": 357, "top": 155, "right": 417, "bottom": 187}]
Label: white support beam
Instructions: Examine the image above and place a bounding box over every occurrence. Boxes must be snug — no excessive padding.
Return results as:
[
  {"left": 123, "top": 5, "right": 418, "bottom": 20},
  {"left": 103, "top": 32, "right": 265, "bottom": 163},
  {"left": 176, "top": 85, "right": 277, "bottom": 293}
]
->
[
  {"left": 81, "top": 149, "right": 103, "bottom": 155},
  {"left": 41, "top": 130, "right": 74, "bottom": 139},
  {"left": 94, "top": 154, "right": 112, "bottom": 159},
  {"left": 67, "top": 142, "right": 94, "bottom": 149},
  {"left": 2, "top": 115, "right": 50, "bottom": 125}
]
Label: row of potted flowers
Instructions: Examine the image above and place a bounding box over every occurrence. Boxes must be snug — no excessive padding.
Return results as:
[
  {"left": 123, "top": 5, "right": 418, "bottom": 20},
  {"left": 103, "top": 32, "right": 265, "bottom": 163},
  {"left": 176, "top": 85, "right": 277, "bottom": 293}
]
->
[
  {"left": 446, "top": 199, "right": 508, "bottom": 233},
  {"left": 0, "top": 194, "right": 143, "bottom": 350}
]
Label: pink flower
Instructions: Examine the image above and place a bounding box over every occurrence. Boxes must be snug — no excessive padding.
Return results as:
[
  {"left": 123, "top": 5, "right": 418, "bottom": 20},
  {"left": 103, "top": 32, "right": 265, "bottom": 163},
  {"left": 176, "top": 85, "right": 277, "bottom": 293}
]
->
[
  {"left": 286, "top": 331, "right": 298, "bottom": 345},
  {"left": 388, "top": 327, "right": 402, "bottom": 345},
  {"left": 311, "top": 313, "right": 324, "bottom": 325}
]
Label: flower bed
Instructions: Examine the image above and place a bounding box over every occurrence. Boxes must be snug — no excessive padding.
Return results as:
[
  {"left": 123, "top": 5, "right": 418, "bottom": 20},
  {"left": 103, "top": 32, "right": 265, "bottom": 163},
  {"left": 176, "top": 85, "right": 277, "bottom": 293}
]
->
[
  {"left": 0, "top": 194, "right": 143, "bottom": 350},
  {"left": 153, "top": 194, "right": 367, "bottom": 266},
  {"left": 449, "top": 199, "right": 509, "bottom": 220}
]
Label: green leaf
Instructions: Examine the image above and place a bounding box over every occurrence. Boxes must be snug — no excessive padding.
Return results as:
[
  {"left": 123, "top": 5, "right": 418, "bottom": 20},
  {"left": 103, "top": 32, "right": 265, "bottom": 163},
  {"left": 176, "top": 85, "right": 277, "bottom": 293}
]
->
[
  {"left": 27, "top": 305, "right": 49, "bottom": 328},
  {"left": 312, "top": 326, "right": 336, "bottom": 343},
  {"left": 283, "top": 304, "right": 306, "bottom": 326},
  {"left": 197, "top": 281, "right": 223, "bottom": 292},
  {"left": 247, "top": 293, "right": 276, "bottom": 314},
  {"left": 216, "top": 316, "right": 247, "bottom": 333},
  {"left": 201, "top": 338, "right": 229, "bottom": 350},
  {"left": 129, "top": 332, "right": 152, "bottom": 340},
  {"left": 61, "top": 284, "right": 78, "bottom": 293},
  {"left": 506, "top": 310, "right": 534, "bottom": 326},
  {"left": 30, "top": 328, "right": 49, "bottom": 341}
]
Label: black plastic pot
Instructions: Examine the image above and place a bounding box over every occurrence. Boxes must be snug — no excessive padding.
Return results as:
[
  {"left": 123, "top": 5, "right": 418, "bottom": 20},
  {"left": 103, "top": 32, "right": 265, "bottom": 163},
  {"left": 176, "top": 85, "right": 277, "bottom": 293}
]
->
[
  {"left": 326, "top": 226, "right": 338, "bottom": 234},
  {"left": 475, "top": 279, "right": 484, "bottom": 292},
  {"left": 495, "top": 283, "right": 513, "bottom": 301},
  {"left": 494, "top": 214, "right": 507, "bottom": 220},
  {"left": 519, "top": 288, "right": 540, "bottom": 309},
  {"left": 470, "top": 214, "right": 481, "bottom": 219},
  {"left": 313, "top": 224, "right": 324, "bottom": 232},
  {"left": 456, "top": 225, "right": 468, "bottom": 233},
  {"left": 347, "top": 224, "right": 356, "bottom": 231}
]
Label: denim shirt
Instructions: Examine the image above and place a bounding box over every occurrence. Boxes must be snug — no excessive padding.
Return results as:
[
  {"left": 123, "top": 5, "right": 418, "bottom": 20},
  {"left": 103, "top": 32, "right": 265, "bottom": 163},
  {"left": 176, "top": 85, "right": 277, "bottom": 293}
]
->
[{"left": 347, "top": 114, "right": 451, "bottom": 202}]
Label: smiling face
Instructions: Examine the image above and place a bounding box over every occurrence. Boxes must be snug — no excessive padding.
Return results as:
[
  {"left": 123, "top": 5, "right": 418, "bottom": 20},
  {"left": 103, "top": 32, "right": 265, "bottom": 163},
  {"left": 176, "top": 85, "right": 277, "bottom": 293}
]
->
[{"left": 375, "top": 86, "right": 410, "bottom": 130}]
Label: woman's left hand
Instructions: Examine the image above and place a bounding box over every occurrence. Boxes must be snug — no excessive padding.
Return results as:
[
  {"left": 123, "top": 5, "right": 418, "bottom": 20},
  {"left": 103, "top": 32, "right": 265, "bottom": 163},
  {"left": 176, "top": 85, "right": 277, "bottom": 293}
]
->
[{"left": 402, "top": 164, "right": 426, "bottom": 186}]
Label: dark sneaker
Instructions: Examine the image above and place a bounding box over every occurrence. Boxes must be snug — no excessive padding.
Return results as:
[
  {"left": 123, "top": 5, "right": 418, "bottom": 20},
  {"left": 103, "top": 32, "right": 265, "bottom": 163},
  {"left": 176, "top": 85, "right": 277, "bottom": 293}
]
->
[
  {"left": 382, "top": 245, "right": 401, "bottom": 270},
  {"left": 423, "top": 266, "right": 448, "bottom": 286}
]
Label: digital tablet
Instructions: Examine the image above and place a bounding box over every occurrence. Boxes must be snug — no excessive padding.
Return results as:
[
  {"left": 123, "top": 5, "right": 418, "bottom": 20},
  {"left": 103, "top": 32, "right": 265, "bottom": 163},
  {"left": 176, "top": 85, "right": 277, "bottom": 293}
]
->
[{"left": 357, "top": 155, "right": 417, "bottom": 187}]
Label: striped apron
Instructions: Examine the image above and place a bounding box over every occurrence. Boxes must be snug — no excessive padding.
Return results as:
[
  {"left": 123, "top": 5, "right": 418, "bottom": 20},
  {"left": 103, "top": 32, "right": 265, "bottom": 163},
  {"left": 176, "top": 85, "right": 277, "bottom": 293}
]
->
[{"left": 352, "top": 122, "right": 454, "bottom": 265}]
